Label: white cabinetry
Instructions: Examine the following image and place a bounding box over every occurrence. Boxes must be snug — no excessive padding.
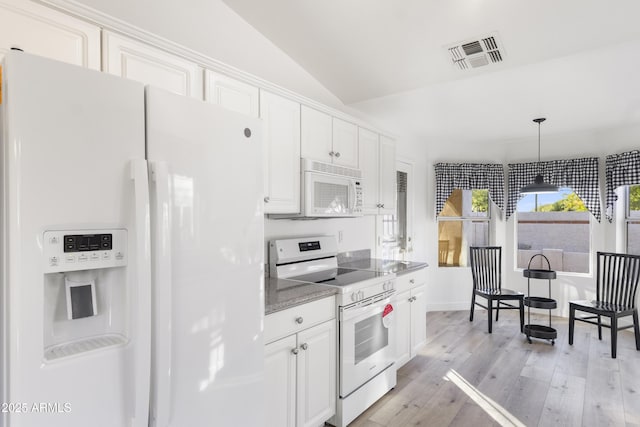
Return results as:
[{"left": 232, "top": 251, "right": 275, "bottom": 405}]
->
[
  {"left": 301, "top": 106, "right": 358, "bottom": 169},
  {"left": 265, "top": 297, "right": 336, "bottom": 427},
  {"left": 393, "top": 269, "right": 427, "bottom": 368},
  {"left": 359, "top": 128, "right": 396, "bottom": 214},
  {"left": 204, "top": 69, "right": 259, "bottom": 117},
  {"left": 102, "top": 31, "right": 203, "bottom": 98},
  {"left": 0, "top": 0, "right": 100, "bottom": 69},
  {"left": 260, "top": 90, "right": 301, "bottom": 214}
]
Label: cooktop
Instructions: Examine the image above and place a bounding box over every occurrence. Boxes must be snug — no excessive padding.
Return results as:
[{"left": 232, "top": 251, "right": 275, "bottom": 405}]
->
[{"left": 287, "top": 267, "right": 384, "bottom": 287}]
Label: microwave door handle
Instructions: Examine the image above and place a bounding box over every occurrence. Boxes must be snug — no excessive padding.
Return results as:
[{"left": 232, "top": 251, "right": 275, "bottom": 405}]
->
[{"left": 350, "top": 180, "right": 356, "bottom": 213}]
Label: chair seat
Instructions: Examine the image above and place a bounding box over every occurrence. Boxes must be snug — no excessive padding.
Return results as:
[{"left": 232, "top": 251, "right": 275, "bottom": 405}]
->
[
  {"left": 570, "top": 299, "right": 635, "bottom": 314},
  {"left": 476, "top": 288, "right": 524, "bottom": 298}
]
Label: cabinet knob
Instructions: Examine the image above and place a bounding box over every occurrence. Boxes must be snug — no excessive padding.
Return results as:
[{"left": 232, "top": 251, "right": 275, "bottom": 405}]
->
[
  {"left": 329, "top": 151, "right": 335, "bottom": 157},
  {"left": 409, "top": 279, "right": 415, "bottom": 284},
  {"left": 295, "top": 316, "right": 304, "bottom": 324},
  {"left": 291, "top": 348, "right": 299, "bottom": 355},
  {"left": 380, "top": 204, "right": 384, "bottom": 208},
  {"left": 300, "top": 343, "right": 308, "bottom": 351},
  {"left": 264, "top": 196, "right": 270, "bottom": 203},
  {"left": 335, "top": 152, "right": 341, "bottom": 158}
]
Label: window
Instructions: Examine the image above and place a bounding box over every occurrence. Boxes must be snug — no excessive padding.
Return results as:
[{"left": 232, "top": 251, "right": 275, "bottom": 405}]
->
[
  {"left": 438, "top": 189, "right": 489, "bottom": 267},
  {"left": 516, "top": 188, "right": 590, "bottom": 273},
  {"left": 380, "top": 162, "right": 412, "bottom": 260},
  {"left": 626, "top": 184, "right": 640, "bottom": 255}
]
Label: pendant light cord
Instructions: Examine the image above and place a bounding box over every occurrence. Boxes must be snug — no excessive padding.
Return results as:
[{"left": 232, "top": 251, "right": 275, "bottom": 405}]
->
[{"left": 537, "top": 120, "right": 541, "bottom": 174}]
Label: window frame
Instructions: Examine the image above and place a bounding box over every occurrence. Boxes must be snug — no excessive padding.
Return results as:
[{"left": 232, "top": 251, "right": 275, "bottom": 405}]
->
[
  {"left": 624, "top": 184, "right": 640, "bottom": 255},
  {"left": 437, "top": 189, "right": 492, "bottom": 268},
  {"left": 513, "top": 189, "right": 593, "bottom": 277}
]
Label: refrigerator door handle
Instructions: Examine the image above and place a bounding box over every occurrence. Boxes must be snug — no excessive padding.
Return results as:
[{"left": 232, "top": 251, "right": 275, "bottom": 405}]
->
[
  {"left": 130, "top": 159, "right": 152, "bottom": 427},
  {"left": 149, "top": 160, "right": 173, "bottom": 427}
]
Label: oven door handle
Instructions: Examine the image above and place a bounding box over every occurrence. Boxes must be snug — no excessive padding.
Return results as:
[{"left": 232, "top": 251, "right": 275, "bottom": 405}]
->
[{"left": 340, "top": 297, "right": 392, "bottom": 322}]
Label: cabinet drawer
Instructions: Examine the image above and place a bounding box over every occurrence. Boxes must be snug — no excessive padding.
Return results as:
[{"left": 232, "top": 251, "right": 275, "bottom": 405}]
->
[
  {"left": 395, "top": 268, "right": 427, "bottom": 293},
  {"left": 265, "top": 296, "right": 336, "bottom": 344}
]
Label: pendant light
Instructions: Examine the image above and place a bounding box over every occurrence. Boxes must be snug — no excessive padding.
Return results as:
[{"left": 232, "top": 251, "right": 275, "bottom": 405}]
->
[{"left": 520, "top": 118, "right": 559, "bottom": 194}]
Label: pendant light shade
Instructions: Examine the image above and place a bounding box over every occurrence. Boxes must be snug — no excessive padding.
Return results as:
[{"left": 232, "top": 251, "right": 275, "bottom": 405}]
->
[{"left": 520, "top": 118, "right": 559, "bottom": 194}]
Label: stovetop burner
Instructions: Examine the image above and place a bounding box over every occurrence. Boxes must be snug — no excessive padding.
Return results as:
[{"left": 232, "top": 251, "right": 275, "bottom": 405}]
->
[{"left": 287, "top": 267, "right": 383, "bottom": 287}]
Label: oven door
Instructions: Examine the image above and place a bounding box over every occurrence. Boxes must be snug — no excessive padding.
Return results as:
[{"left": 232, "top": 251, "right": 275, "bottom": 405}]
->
[
  {"left": 303, "top": 171, "right": 360, "bottom": 217},
  {"left": 339, "top": 295, "right": 395, "bottom": 397}
]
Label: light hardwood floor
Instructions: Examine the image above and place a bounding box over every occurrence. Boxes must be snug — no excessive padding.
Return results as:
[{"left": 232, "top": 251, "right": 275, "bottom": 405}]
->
[{"left": 348, "top": 310, "right": 640, "bottom": 427}]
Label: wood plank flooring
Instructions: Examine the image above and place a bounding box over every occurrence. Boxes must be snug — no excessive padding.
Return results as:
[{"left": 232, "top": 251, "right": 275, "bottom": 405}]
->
[{"left": 347, "top": 310, "right": 640, "bottom": 427}]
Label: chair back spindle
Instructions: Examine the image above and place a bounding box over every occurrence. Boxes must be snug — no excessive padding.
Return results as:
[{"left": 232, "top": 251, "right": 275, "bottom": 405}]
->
[
  {"left": 597, "top": 252, "right": 640, "bottom": 309},
  {"left": 470, "top": 246, "right": 502, "bottom": 292}
]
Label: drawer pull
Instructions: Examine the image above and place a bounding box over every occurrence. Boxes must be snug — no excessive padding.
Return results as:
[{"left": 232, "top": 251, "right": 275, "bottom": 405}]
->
[
  {"left": 295, "top": 316, "right": 304, "bottom": 324},
  {"left": 409, "top": 279, "right": 415, "bottom": 284},
  {"left": 300, "top": 343, "right": 308, "bottom": 350},
  {"left": 291, "top": 348, "right": 299, "bottom": 355}
]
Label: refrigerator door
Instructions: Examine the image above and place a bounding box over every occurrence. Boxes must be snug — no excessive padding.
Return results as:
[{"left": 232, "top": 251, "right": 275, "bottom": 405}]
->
[
  {"left": 0, "top": 52, "right": 150, "bottom": 427},
  {"left": 146, "top": 86, "right": 265, "bottom": 427}
]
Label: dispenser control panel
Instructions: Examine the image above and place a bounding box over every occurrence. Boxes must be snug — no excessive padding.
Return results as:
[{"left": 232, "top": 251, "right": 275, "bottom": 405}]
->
[{"left": 43, "top": 229, "right": 127, "bottom": 273}]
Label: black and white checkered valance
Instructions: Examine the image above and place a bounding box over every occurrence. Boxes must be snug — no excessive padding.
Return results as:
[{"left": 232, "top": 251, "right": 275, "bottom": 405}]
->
[
  {"left": 507, "top": 157, "right": 601, "bottom": 222},
  {"left": 434, "top": 163, "right": 505, "bottom": 217},
  {"left": 605, "top": 150, "right": 640, "bottom": 222}
]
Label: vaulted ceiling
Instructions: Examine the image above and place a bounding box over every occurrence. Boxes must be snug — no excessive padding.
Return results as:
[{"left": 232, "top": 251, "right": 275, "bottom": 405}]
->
[{"left": 221, "top": 0, "right": 640, "bottom": 145}]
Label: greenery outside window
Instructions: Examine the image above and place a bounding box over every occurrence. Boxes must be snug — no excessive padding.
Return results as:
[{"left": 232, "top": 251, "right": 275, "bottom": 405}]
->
[
  {"left": 516, "top": 188, "right": 590, "bottom": 274},
  {"left": 626, "top": 185, "right": 640, "bottom": 255},
  {"left": 438, "top": 189, "right": 489, "bottom": 267}
]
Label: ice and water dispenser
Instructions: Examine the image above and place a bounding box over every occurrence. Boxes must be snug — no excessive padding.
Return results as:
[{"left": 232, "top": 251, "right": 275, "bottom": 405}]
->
[{"left": 43, "top": 229, "right": 128, "bottom": 360}]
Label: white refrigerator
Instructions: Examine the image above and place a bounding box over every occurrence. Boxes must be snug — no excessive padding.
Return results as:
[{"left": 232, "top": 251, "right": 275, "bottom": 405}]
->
[{"left": 0, "top": 51, "right": 265, "bottom": 427}]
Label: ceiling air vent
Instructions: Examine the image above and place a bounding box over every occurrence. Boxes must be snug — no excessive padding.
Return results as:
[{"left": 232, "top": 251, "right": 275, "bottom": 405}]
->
[{"left": 447, "top": 34, "right": 504, "bottom": 70}]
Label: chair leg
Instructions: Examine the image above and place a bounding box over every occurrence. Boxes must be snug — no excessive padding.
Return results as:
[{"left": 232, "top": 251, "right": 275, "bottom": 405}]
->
[
  {"left": 568, "top": 304, "right": 575, "bottom": 345},
  {"left": 633, "top": 310, "right": 640, "bottom": 351},
  {"left": 470, "top": 292, "right": 475, "bottom": 322},
  {"left": 597, "top": 314, "right": 602, "bottom": 340},
  {"left": 487, "top": 298, "right": 493, "bottom": 334},
  {"left": 519, "top": 298, "right": 524, "bottom": 333},
  {"left": 611, "top": 316, "right": 618, "bottom": 359},
  {"left": 495, "top": 299, "right": 500, "bottom": 322}
]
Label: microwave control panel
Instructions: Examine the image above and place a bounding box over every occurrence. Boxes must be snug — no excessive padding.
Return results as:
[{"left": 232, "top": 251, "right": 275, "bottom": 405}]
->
[
  {"left": 43, "top": 229, "right": 127, "bottom": 273},
  {"left": 354, "top": 181, "right": 363, "bottom": 213}
]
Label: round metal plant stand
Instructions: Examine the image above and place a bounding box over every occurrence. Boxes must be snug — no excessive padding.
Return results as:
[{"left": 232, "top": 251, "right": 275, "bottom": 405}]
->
[{"left": 523, "top": 254, "right": 557, "bottom": 345}]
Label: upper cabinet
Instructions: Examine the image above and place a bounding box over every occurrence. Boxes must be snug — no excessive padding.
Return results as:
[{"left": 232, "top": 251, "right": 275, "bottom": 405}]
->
[
  {"left": 102, "top": 31, "right": 203, "bottom": 98},
  {"left": 260, "top": 90, "right": 301, "bottom": 214},
  {"left": 301, "top": 106, "right": 358, "bottom": 169},
  {"left": 359, "top": 128, "right": 396, "bottom": 215},
  {"left": 204, "top": 70, "right": 259, "bottom": 118},
  {"left": 0, "top": 0, "right": 100, "bottom": 69}
]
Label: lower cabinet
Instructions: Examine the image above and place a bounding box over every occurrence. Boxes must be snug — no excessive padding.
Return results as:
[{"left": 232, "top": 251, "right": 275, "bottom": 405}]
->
[
  {"left": 265, "top": 298, "right": 336, "bottom": 427},
  {"left": 393, "top": 270, "right": 427, "bottom": 368}
]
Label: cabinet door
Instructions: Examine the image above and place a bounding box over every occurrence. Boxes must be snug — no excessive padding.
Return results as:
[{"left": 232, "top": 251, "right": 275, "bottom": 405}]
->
[
  {"left": 204, "top": 69, "right": 259, "bottom": 117},
  {"left": 410, "top": 286, "right": 427, "bottom": 358},
  {"left": 260, "top": 90, "right": 301, "bottom": 213},
  {"left": 265, "top": 335, "right": 297, "bottom": 427},
  {"left": 394, "top": 290, "right": 412, "bottom": 368},
  {"left": 301, "top": 105, "right": 332, "bottom": 163},
  {"left": 0, "top": 0, "right": 100, "bottom": 69},
  {"left": 297, "top": 320, "right": 336, "bottom": 427},
  {"left": 102, "top": 31, "right": 203, "bottom": 98},
  {"left": 332, "top": 118, "right": 358, "bottom": 169},
  {"left": 378, "top": 135, "right": 397, "bottom": 214},
  {"left": 358, "top": 127, "right": 380, "bottom": 214}
]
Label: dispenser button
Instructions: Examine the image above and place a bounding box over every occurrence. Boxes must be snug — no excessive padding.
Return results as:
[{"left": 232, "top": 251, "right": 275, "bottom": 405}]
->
[
  {"left": 90, "top": 253, "right": 100, "bottom": 261},
  {"left": 78, "top": 254, "right": 88, "bottom": 262},
  {"left": 65, "top": 255, "right": 75, "bottom": 263},
  {"left": 115, "top": 252, "right": 124, "bottom": 260},
  {"left": 102, "top": 252, "right": 111, "bottom": 260},
  {"left": 49, "top": 256, "right": 59, "bottom": 266},
  {"left": 49, "top": 236, "right": 59, "bottom": 245}
]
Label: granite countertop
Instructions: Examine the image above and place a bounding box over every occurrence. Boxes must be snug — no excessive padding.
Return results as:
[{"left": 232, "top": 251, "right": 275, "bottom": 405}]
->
[
  {"left": 265, "top": 277, "right": 338, "bottom": 315},
  {"left": 338, "top": 258, "right": 428, "bottom": 275}
]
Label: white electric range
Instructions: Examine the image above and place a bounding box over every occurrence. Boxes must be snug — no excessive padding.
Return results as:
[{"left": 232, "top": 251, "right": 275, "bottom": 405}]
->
[{"left": 270, "top": 236, "right": 397, "bottom": 427}]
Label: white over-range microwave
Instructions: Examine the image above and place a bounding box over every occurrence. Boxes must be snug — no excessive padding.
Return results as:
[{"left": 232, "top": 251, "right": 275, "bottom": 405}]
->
[{"left": 271, "top": 158, "right": 363, "bottom": 218}]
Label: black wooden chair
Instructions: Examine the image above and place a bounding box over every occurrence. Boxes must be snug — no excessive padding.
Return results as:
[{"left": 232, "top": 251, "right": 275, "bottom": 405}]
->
[
  {"left": 469, "top": 246, "right": 524, "bottom": 333},
  {"left": 569, "top": 252, "right": 640, "bottom": 359}
]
